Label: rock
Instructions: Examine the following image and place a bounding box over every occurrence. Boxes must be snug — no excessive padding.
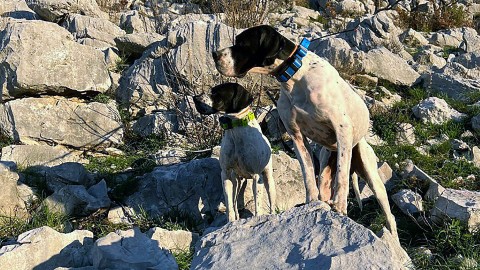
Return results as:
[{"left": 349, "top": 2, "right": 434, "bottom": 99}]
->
[
  {"left": 25, "top": 0, "right": 107, "bottom": 22},
  {"left": 392, "top": 189, "right": 423, "bottom": 215},
  {"left": 107, "top": 205, "right": 134, "bottom": 224},
  {"left": 453, "top": 52, "right": 480, "bottom": 69},
  {"left": 429, "top": 28, "right": 466, "bottom": 48},
  {"left": 150, "top": 149, "right": 187, "bottom": 166},
  {"left": 310, "top": 37, "right": 359, "bottom": 75},
  {"left": 0, "top": 97, "right": 123, "bottom": 148},
  {"left": 119, "top": 10, "right": 158, "bottom": 34},
  {"left": 424, "top": 62, "right": 480, "bottom": 101},
  {"left": 62, "top": 14, "right": 126, "bottom": 47},
  {"left": 44, "top": 180, "right": 111, "bottom": 216},
  {"left": 1, "top": 145, "right": 86, "bottom": 167},
  {"left": 191, "top": 202, "right": 411, "bottom": 269},
  {"left": 125, "top": 158, "right": 224, "bottom": 226},
  {"left": 0, "top": 0, "right": 38, "bottom": 20},
  {"left": 473, "top": 146, "right": 480, "bottom": 168},
  {"left": 92, "top": 227, "right": 178, "bottom": 270},
  {"left": 147, "top": 227, "right": 199, "bottom": 252},
  {"left": 414, "top": 49, "right": 447, "bottom": 70},
  {"left": 452, "top": 139, "right": 472, "bottom": 160},
  {"left": 430, "top": 188, "right": 480, "bottom": 232},
  {"left": 132, "top": 111, "right": 179, "bottom": 138},
  {"left": 0, "top": 20, "right": 111, "bottom": 99},
  {"left": 361, "top": 47, "right": 420, "bottom": 86},
  {"left": 0, "top": 161, "right": 17, "bottom": 172},
  {"left": 0, "top": 226, "right": 93, "bottom": 269},
  {"left": 115, "top": 33, "right": 165, "bottom": 55},
  {"left": 344, "top": 11, "right": 402, "bottom": 51},
  {"left": 472, "top": 114, "right": 480, "bottom": 133},
  {"left": 395, "top": 123, "right": 416, "bottom": 145},
  {"left": 459, "top": 28, "right": 480, "bottom": 53},
  {"left": 32, "top": 162, "right": 93, "bottom": 192},
  {"left": 412, "top": 97, "right": 467, "bottom": 124},
  {"left": 0, "top": 171, "right": 34, "bottom": 218},
  {"left": 400, "top": 28, "right": 429, "bottom": 47}
]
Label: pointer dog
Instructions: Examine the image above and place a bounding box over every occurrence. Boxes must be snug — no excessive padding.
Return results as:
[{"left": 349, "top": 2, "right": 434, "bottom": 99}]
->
[
  {"left": 212, "top": 25, "right": 397, "bottom": 236},
  {"left": 193, "top": 83, "right": 276, "bottom": 222}
]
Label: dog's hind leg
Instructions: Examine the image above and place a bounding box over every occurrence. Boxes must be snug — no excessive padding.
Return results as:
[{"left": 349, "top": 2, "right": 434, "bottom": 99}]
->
[
  {"left": 351, "top": 172, "right": 363, "bottom": 211},
  {"left": 352, "top": 138, "right": 398, "bottom": 238},
  {"left": 253, "top": 173, "right": 265, "bottom": 216},
  {"left": 317, "top": 147, "right": 336, "bottom": 203},
  {"left": 262, "top": 160, "right": 276, "bottom": 214},
  {"left": 291, "top": 132, "right": 319, "bottom": 203},
  {"left": 222, "top": 170, "right": 237, "bottom": 222}
]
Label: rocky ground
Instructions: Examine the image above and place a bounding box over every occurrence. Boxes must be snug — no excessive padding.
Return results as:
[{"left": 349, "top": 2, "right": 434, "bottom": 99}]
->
[{"left": 0, "top": 0, "right": 479, "bottom": 269}]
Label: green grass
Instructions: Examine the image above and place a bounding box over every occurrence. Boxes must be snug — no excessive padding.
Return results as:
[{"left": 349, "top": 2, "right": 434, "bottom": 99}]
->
[{"left": 173, "top": 249, "right": 195, "bottom": 270}]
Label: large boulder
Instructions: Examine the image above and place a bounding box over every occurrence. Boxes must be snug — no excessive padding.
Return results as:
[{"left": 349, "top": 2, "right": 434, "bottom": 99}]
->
[
  {"left": 0, "top": 170, "right": 35, "bottom": 219},
  {"left": 1, "top": 145, "right": 87, "bottom": 167},
  {"left": 0, "top": 20, "right": 111, "bottom": 100},
  {"left": 25, "top": 0, "right": 108, "bottom": 22},
  {"left": 92, "top": 228, "right": 178, "bottom": 270},
  {"left": 115, "top": 32, "right": 165, "bottom": 55},
  {"left": 0, "top": 0, "right": 38, "bottom": 20},
  {"left": 0, "top": 97, "right": 123, "bottom": 148},
  {"left": 0, "top": 226, "right": 93, "bottom": 269},
  {"left": 62, "top": 14, "right": 126, "bottom": 47},
  {"left": 310, "top": 37, "right": 360, "bottom": 75},
  {"left": 360, "top": 47, "right": 420, "bottom": 86},
  {"left": 29, "top": 162, "right": 94, "bottom": 192},
  {"left": 191, "top": 202, "right": 412, "bottom": 269}
]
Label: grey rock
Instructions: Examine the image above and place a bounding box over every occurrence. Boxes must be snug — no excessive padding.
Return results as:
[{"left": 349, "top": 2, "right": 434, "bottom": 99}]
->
[
  {"left": 429, "top": 28, "right": 465, "bottom": 48},
  {"left": 400, "top": 28, "right": 429, "bottom": 47},
  {"left": 92, "top": 228, "right": 178, "bottom": 270},
  {"left": 431, "top": 188, "right": 480, "bottom": 232},
  {"left": 34, "top": 162, "right": 93, "bottom": 192},
  {"left": 0, "top": 0, "right": 38, "bottom": 20},
  {"left": 0, "top": 170, "right": 34, "bottom": 219},
  {"left": 361, "top": 47, "right": 420, "bottom": 86},
  {"left": 453, "top": 52, "right": 480, "bottom": 69},
  {"left": 119, "top": 10, "right": 158, "bottom": 34},
  {"left": 392, "top": 189, "right": 423, "bottom": 215},
  {"left": 414, "top": 49, "right": 447, "bottom": 69},
  {"left": 44, "top": 180, "right": 111, "bottom": 216},
  {"left": 310, "top": 37, "right": 360, "bottom": 75},
  {"left": 0, "top": 161, "right": 17, "bottom": 172},
  {"left": 424, "top": 62, "right": 480, "bottom": 101},
  {"left": 107, "top": 205, "right": 134, "bottom": 224},
  {"left": 0, "top": 97, "right": 123, "bottom": 149},
  {"left": 132, "top": 111, "right": 179, "bottom": 138},
  {"left": 150, "top": 149, "right": 187, "bottom": 166},
  {"left": 1, "top": 145, "right": 87, "bottom": 167},
  {"left": 62, "top": 14, "right": 126, "bottom": 46},
  {"left": 459, "top": 28, "right": 480, "bottom": 53},
  {"left": 412, "top": 97, "right": 467, "bottom": 124},
  {"left": 473, "top": 146, "right": 480, "bottom": 168},
  {"left": 147, "top": 227, "right": 199, "bottom": 252},
  {"left": 191, "top": 202, "right": 411, "bottom": 270},
  {"left": 25, "top": 0, "right": 108, "bottom": 22},
  {"left": 0, "top": 226, "right": 93, "bottom": 269},
  {"left": 0, "top": 20, "right": 111, "bottom": 99},
  {"left": 115, "top": 33, "right": 165, "bottom": 55}
]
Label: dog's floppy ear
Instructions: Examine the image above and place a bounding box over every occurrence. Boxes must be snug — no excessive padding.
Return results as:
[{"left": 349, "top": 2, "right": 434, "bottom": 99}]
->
[{"left": 230, "top": 84, "right": 253, "bottom": 113}]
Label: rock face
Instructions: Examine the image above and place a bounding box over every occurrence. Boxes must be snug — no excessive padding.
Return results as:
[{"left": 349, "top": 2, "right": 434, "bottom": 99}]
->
[
  {"left": 0, "top": 170, "right": 34, "bottom": 218},
  {"left": 431, "top": 188, "right": 480, "bottom": 232},
  {"left": 0, "top": 20, "right": 111, "bottom": 100},
  {"left": 0, "top": 227, "right": 93, "bottom": 270},
  {"left": 92, "top": 228, "right": 178, "bottom": 270},
  {"left": 412, "top": 97, "right": 467, "bottom": 124},
  {"left": 0, "top": 97, "right": 123, "bottom": 148},
  {"left": 0, "top": 0, "right": 38, "bottom": 20},
  {"left": 25, "top": 0, "right": 107, "bottom": 22},
  {"left": 191, "top": 202, "right": 411, "bottom": 270},
  {"left": 1, "top": 145, "right": 86, "bottom": 167},
  {"left": 62, "top": 14, "right": 126, "bottom": 47}
]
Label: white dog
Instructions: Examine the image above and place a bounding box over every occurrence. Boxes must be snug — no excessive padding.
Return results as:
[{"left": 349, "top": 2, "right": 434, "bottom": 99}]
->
[
  {"left": 193, "top": 82, "right": 276, "bottom": 221},
  {"left": 212, "top": 25, "right": 397, "bottom": 237}
]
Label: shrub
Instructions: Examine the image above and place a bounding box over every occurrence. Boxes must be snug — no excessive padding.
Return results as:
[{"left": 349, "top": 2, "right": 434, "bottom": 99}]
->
[{"left": 211, "top": 0, "right": 270, "bottom": 28}]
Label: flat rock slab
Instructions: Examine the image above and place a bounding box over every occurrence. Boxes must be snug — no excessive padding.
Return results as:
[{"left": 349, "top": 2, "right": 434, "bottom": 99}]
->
[
  {"left": 1, "top": 145, "right": 87, "bottom": 167},
  {"left": 431, "top": 188, "right": 480, "bottom": 232},
  {"left": 192, "top": 202, "right": 411, "bottom": 270}
]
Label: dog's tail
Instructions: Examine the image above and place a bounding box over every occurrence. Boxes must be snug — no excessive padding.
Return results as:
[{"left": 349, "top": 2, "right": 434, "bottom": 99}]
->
[{"left": 351, "top": 172, "right": 363, "bottom": 211}]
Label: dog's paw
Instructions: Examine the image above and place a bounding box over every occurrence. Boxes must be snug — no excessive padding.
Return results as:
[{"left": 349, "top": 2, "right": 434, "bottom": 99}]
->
[{"left": 331, "top": 202, "right": 348, "bottom": 215}]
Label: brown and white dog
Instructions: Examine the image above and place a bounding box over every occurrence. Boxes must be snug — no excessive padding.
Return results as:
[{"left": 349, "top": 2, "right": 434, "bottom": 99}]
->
[
  {"left": 212, "top": 25, "right": 397, "bottom": 237},
  {"left": 193, "top": 83, "right": 276, "bottom": 222}
]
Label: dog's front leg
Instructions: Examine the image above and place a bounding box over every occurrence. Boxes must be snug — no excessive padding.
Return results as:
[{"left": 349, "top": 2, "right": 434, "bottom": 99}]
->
[
  {"left": 332, "top": 121, "right": 353, "bottom": 215},
  {"left": 222, "top": 170, "right": 237, "bottom": 222},
  {"left": 291, "top": 132, "right": 319, "bottom": 203}
]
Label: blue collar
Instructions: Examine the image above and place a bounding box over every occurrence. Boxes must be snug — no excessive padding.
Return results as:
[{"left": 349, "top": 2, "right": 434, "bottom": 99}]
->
[{"left": 274, "top": 38, "right": 310, "bottom": 83}]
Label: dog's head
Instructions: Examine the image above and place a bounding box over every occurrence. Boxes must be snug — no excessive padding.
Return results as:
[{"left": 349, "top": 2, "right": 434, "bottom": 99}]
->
[
  {"left": 193, "top": 83, "right": 253, "bottom": 115},
  {"left": 212, "top": 25, "right": 295, "bottom": 77}
]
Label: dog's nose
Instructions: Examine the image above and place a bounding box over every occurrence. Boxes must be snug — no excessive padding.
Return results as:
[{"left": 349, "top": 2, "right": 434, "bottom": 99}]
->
[{"left": 212, "top": 51, "right": 219, "bottom": 61}]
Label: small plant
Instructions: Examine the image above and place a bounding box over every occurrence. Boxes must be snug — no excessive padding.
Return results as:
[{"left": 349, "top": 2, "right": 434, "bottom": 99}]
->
[
  {"left": 92, "top": 93, "right": 112, "bottom": 104},
  {"left": 211, "top": 0, "right": 270, "bottom": 28},
  {"left": 173, "top": 249, "right": 195, "bottom": 270}
]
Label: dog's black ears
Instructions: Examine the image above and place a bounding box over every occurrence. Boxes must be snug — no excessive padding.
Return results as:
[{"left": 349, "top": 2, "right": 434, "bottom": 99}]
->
[{"left": 231, "top": 83, "right": 253, "bottom": 113}]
